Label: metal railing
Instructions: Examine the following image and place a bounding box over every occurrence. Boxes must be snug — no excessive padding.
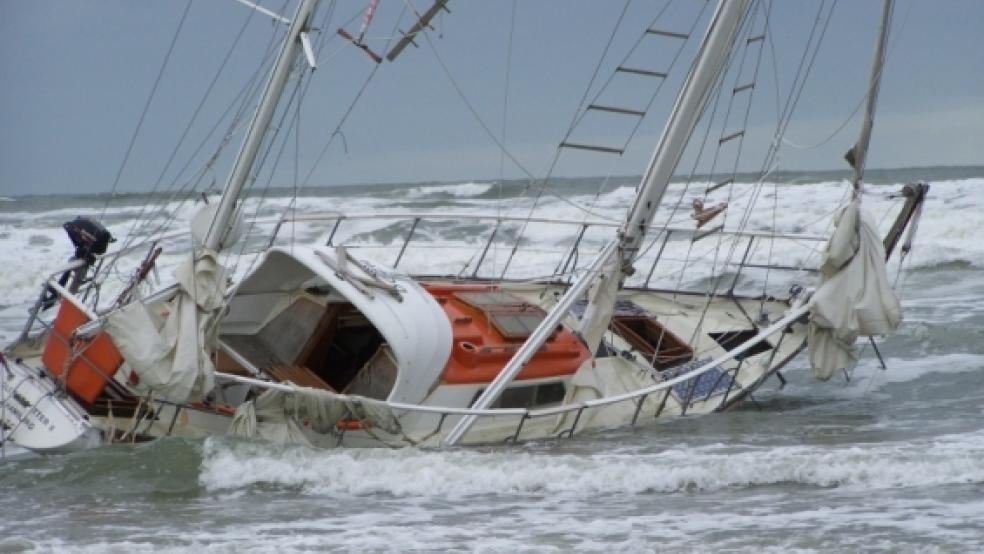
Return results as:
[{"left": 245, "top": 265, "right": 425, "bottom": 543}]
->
[
  {"left": 257, "top": 211, "right": 826, "bottom": 291},
  {"left": 214, "top": 298, "right": 810, "bottom": 446}
]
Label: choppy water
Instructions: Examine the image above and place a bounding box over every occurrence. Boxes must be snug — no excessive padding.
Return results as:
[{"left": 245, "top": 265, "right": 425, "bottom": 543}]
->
[{"left": 2, "top": 169, "right": 983, "bottom": 552}]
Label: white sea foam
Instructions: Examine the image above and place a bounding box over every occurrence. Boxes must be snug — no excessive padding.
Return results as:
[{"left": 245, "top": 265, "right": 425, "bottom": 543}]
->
[
  {"left": 199, "top": 428, "right": 984, "bottom": 497},
  {"left": 403, "top": 181, "right": 494, "bottom": 199},
  {"left": 0, "top": 177, "right": 979, "bottom": 343}
]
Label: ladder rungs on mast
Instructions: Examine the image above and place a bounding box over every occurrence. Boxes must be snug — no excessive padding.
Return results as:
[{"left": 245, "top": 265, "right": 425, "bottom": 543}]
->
[
  {"left": 586, "top": 104, "right": 645, "bottom": 117},
  {"left": 733, "top": 82, "right": 755, "bottom": 94},
  {"left": 559, "top": 142, "right": 624, "bottom": 155},
  {"left": 615, "top": 66, "right": 667, "bottom": 79},
  {"left": 645, "top": 29, "right": 689, "bottom": 40},
  {"left": 719, "top": 130, "right": 744, "bottom": 144},
  {"left": 692, "top": 224, "right": 724, "bottom": 243},
  {"left": 707, "top": 176, "right": 733, "bottom": 193}
]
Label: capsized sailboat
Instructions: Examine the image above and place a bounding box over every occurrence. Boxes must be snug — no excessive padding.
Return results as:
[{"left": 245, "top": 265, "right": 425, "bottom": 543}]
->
[{"left": 1, "top": 0, "right": 928, "bottom": 454}]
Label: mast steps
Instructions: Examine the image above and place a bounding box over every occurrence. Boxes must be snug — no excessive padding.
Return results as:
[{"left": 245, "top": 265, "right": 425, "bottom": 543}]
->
[
  {"left": 718, "top": 130, "right": 744, "bottom": 144},
  {"left": 559, "top": 142, "right": 624, "bottom": 155},
  {"left": 586, "top": 104, "right": 646, "bottom": 117},
  {"left": 615, "top": 66, "right": 668, "bottom": 79},
  {"left": 706, "top": 177, "right": 734, "bottom": 193},
  {"left": 645, "top": 29, "right": 690, "bottom": 40}
]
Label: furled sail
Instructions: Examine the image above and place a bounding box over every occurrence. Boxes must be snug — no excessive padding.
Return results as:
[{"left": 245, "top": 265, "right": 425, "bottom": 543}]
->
[
  {"left": 808, "top": 199, "right": 901, "bottom": 379},
  {"left": 105, "top": 249, "right": 226, "bottom": 402}
]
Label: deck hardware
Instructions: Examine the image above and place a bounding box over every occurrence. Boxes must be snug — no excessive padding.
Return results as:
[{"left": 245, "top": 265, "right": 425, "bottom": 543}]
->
[
  {"left": 631, "top": 393, "right": 649, "bottom": 425},
  {"left": 869, "top": 337, "right": 887, "bottom": 370},
  {"left": 509, "top": 414, "right": 529, "bottom": 443},
  {"left": 655, "top": 388, "right": 671, "bottom": 418},
  {"left": 559, "top": 407, "right": 585, "bottom": 439},
  {"left": 471, "top": 222, "right": 500, "bottom": 277},
  {"left": 393, "top": 217, "right": 420, "bottom": 268},
  {"left": 325, "top": 219, "right": 342, "bottom": 246}
]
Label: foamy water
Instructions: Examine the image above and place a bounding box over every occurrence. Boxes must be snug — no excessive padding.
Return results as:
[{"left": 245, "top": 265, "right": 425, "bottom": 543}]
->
[{"left": 2, "top": 173, "right": 983, "bottom": 552}]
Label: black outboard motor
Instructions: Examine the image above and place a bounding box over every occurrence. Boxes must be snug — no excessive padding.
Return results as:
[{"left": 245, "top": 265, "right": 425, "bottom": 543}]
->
[
  {"left": 63, "top": 216, "right": 114, "bottom": 263},
  {"left": 41, "top": 217, "right": 115, "bottom": 310}
]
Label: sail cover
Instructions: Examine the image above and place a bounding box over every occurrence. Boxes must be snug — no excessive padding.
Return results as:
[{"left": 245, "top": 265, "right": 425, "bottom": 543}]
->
[
  {"left": 105, "top": 249, "right": 226, "bottom": 402},
  {"left": 809, "top": 199, "right": 901, "bottom": 379}
]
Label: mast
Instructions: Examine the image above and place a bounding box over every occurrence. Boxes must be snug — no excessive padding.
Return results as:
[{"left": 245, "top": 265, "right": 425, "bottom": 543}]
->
[
  {"left": 444, "top": 0, "right": 752, "bottom": 446},
  {"left": 578, "top": 0, "right": 752, "bottom": 350},
  {"left": 204, "top": 0, "right": 321, "bottom": 251},
  {"left": 846, "top": 0, "right": 894, "bottom": 196}
]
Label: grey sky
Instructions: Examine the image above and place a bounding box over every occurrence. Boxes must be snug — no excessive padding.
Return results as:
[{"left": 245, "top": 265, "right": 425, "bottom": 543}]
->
[{"left": 1, "top": 0, "right": 982, "bottom": 196}]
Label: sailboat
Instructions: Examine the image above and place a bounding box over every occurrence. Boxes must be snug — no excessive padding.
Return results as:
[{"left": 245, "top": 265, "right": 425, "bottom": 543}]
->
[{"left": 1, "top": 0, "right": 928, "bottom": 455}]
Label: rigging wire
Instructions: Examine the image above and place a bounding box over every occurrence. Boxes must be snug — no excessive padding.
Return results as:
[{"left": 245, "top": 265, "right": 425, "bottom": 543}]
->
[
  {"left": 494, "top": 0, "right": 635, "bottom": 278},
  {"left": 297, "top": 2, "right": 405, "bottom": 191},
  {"left": 499, "top": 1, "right": 721, "bottom": 278},
  {"left": 112, "top": 4, "right": 289, "bottom": 244},
  {"left": 231, "top": 0, "right": 406, "bottom": 282},
  {"left": 95, "top": 2, "right": 290, "bottom": 295},
  {"left": 99, "top": 0, "right": 194, "bottom": 220},
  {"left": 564, "top": 0, "right": 713, "bottom": 282},
  {"left": 417, "top": 27, "right": 536, "bottom": 181},
  {"left": 114, "top": 4, "right": 264, "bottom": 253},
  {"left": 492, "top": 0, "right": 518, "bottom": 278},
  {"left": 779, "top": 0, "right": 912, "bottom": 152}
]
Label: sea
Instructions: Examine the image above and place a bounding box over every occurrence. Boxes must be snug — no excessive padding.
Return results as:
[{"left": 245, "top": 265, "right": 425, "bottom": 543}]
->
[{"left": 1, "top": 166, "right": 983, "bottom": 552}]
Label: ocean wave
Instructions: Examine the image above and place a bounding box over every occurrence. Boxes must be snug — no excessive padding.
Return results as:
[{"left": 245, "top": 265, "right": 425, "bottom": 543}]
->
[
  {"left": 199, "top": 430, "right": 984, "bottom": 497},
  {"left": 1, "top": 176, "right": 983, "bottom": 343},
  {"left": 403, "top": 182, "right": 495, "bottom": 199}
]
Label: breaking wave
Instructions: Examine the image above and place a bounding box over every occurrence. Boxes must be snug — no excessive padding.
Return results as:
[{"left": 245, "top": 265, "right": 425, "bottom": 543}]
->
[
  {"left": 402, "top": 182, "right": 495, "bottom": 199},
  {"left": 199, "top": 430, "right": 984, "bottom": 497}
]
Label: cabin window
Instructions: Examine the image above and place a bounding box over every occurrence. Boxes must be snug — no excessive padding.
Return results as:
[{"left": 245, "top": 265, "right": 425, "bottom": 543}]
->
[
  {"left": 454, "top": 290, "right": 546, "bottom": 340},
  {"left": 221, "top": 298, "right": 324, "bottom": 369},
  {"left": 708, "top": 330, "right": 772, "bottom": 361},
  {"left": 472, "top": 382, "right": 567, "bottom": 409},
  {"left": 611, "top": 315, "right": 694, "bottom": 370},
  {"left": 488, "top": 313, "right": 545, "bottom": 340}
]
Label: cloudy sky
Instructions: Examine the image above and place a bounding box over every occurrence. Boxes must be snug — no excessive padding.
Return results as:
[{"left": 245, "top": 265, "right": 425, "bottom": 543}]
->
[{"left": 1, "top": 0, "right": 982, "bottom": 195}]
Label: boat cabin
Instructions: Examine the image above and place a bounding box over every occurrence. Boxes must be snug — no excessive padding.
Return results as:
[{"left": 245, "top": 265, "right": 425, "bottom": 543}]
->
[{"left": 218, "top": 247, "right": 452, "bottom": 405}]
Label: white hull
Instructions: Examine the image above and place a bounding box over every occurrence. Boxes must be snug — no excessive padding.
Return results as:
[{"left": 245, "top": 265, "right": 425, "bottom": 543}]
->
[
  {"left": 5, "top": 276, "right": 807, "bottom": 452},
  {"left": 1, "top": 358, "right": 96, "bottom": 455}
]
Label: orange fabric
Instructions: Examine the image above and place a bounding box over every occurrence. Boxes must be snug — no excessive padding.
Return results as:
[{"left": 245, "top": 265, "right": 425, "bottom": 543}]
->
[
  {"left": 423, "top": 284, "right": 591, "bottom": 384},
  {"left": 41, "top": 300, "right": 123, "bottom": 404}
]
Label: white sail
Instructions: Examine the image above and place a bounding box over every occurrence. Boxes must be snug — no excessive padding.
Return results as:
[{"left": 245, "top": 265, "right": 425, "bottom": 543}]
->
[{"left": 105, "top": 250, "right": 226, "bottom": 402}]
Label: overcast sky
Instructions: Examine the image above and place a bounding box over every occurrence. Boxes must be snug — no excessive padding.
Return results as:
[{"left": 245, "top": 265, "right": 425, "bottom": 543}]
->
[{"left": 1, "top": 0, "right": 982, "bottom": 196}]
